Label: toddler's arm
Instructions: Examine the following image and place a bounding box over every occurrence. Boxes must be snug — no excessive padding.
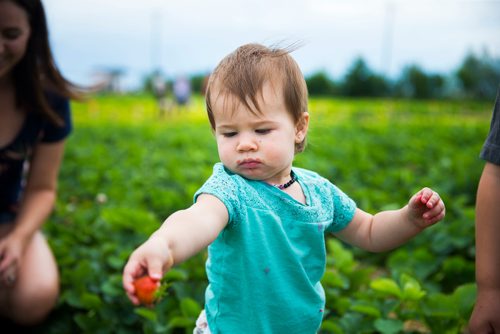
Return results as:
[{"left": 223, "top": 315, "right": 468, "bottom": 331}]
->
[
  {"left": 335, "top": 187, "right": 445, "bottom": 252},
  {"left": 122, "top": 194, "right": 228, "bottom": 304}
]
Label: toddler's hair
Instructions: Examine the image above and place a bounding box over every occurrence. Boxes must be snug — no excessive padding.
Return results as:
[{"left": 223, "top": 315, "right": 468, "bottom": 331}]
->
[{"left": 206, "top": 43, "right": 309, "bottom": 152}]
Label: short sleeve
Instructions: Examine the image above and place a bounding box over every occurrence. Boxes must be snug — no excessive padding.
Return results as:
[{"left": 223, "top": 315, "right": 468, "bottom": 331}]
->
[
  {"left": 41, "top": 93, "right": 72, "bottom": 143},
  {"left": 326, "top": 184, "right": 357, "bottom": 233},
  {"left": 480, "top": 88, "right": 500, "bottom": 165},
  {"left": 193, "top": 163, "right": 241, "bottom": 225}
]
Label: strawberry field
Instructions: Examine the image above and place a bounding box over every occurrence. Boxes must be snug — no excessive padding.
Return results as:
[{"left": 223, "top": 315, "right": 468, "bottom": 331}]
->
[{"left": 34, "top": 94, "right": 491, "bottom": 333}]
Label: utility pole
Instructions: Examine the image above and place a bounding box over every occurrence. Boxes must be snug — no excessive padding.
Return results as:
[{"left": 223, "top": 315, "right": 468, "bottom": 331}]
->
[
  {"left": 381, "top": 1, "right": 396, "bottom": 77},
  {"left": 150, "top": 10, "right": 163, "bottom": 72}
]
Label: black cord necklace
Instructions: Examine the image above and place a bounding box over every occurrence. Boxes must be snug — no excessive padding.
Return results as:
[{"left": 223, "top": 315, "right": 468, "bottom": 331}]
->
[{"left": 274, "top": 171, "right": 297, "bottom": 190}]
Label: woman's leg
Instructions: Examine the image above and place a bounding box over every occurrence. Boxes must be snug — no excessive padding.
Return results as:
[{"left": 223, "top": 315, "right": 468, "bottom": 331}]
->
[{"left": 0, "top": 226, "right": 59, "bottom": 326}]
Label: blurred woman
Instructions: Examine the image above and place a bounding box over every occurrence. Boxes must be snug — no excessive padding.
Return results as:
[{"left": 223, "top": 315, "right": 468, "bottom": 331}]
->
[{"left": 0, "top": 0, "right": 81, "bottom": 325}]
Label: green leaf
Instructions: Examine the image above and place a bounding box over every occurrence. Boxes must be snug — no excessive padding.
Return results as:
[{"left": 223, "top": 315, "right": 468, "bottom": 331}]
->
[
  {"left": 400, "top": 273, "right": 426, "bottom": 301},
  {"left": 370, "top": 278, "right": 402, "bottom": 298},
  {"left": 321, "top": 319, "right": 344, "bottom": 334},
  {"left": 101, "top": 275, "right": 124, "bottom": 297},
  {"left": 106, "top": 255, "right": 125, "bottom": 269},
  {"left": 101, "top": 207, "right": 159, "bottom": 234},
  {"left": 64, "top": 290, "right": 84, "bottom": 308},
  {"left": 168, "top": 316, "right": 195, "bottom": 328},
  {"left": 338, "top": 312, "right": 373, "bottom": 333},
  {"left": 80, "top": 292, "right": 102, "bottom": 309},
  {"left": 164, "top": 268, "right": 189, "bottom": 281},
  {"left": 323, "top": 270, "right": 350, "bottom": 289},
  {"left": 452, "top": 283, "right": 477, "bottom": 319},
  {"left": 387, "top": 248, "right": 439, "bottom": 281},
  {"left": 327, "top": 239, "right": 356, "bottom": 272},
  {"left": 134, "top": 307, "right": 158, "bottom": 322},
  {"left": 180, "top": 297, "right": 202, "bottom": 317},
  {"left": 422, "top": 292, "right": 457, "bottom": 318},
  {"left": 351, "top": 303, "right": 382, "bottom": 317},
  {"left": 373, "top": 318, "right": 404, "bottom": 334},
  {"left": 74, "top": 313, "right": 98, "bottom": 331}
]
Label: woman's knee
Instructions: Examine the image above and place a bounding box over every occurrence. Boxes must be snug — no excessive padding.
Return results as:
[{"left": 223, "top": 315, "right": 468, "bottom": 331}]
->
[
  {"left": 8, "top": 232, "right": 60, "bottom": 325},
  {"left": 9, "top": 275, "right": 59, "bottom": 326}
]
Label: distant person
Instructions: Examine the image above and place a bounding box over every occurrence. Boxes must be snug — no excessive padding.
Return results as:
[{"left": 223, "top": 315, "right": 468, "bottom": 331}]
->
[
  {"left": 469, "top": 88, "right": 500, "bottom": 334},
  {"left": 0, "top": 0, "right": 81, "bottom": 326},
  {"left": 173, "top": 75, "right": 191, "bottom": 106},
  {"left": 123, "top": 43, "right": 446, "bottom": 333},
  {"left": 151, "top": 70, "right": 170, "bottom": 116}
]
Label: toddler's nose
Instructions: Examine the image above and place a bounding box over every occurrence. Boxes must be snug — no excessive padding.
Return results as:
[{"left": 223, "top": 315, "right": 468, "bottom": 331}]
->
[{"left": 236, "top": 133, "right": 258, "bottom": 152}]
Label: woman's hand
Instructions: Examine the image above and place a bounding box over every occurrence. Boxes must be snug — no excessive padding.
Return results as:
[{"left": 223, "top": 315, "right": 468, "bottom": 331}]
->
[
  {"left": 469, "top": 288, "right": 500, "bottom": 334},
  {"left": 0, "top": 231, "right": 30, "bottom": 288}
]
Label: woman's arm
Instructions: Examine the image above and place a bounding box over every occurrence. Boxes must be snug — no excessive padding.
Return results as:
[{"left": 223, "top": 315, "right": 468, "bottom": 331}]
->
[
  {"left": 12, "top": 141, "right": 66, "bottom": 239},
  {"left": 474, "top": 162, "right": 500, "bottom": 289},
  {"left": 0, "top": 141, "right": 66, "bottom": 283},
  {"left": 469, "top": 162, "right": 500, "bottom": 333}
]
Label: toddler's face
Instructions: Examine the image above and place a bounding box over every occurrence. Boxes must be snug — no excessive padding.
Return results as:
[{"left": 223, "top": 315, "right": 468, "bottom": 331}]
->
[{"left": 211, "top": 81, "right": 308, "bottom": 185}]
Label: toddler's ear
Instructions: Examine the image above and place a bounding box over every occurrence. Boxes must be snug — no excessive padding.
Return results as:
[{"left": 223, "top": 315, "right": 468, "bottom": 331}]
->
[{"left": 295, "top": 112, "right": 310, "bottom": 143}]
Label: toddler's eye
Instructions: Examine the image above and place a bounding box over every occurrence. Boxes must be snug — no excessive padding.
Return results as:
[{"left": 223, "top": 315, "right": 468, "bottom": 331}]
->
[
  {"left": 256, "top": 129, "right": 271, "bottom": 134},
  {"left": 223, "top": 132, "right": 237, "bottom": 138}
]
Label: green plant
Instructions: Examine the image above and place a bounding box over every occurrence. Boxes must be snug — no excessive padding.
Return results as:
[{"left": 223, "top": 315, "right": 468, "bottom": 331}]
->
[{"left": 33, "top": 95, "right": 489, "bottom": 333}]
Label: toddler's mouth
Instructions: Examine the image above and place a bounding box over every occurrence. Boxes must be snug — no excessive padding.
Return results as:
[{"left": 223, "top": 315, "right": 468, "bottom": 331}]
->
[{"left": 237, "top": 159, "right": 262, "bottom": 168}]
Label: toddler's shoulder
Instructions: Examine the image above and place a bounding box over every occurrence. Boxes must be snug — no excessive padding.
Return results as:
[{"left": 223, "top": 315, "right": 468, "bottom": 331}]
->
[
  {"left": 294, "top": 167, "right": 332, "bottom": 190},
  {"left": 194, "top": 163, "right": 247, "bottom": 224},
  {"left": 199, "top": 163, "right": 242, "bottom": 195},
  {"left": 293, "top": 166, "right": 323, "bottom": 180}
]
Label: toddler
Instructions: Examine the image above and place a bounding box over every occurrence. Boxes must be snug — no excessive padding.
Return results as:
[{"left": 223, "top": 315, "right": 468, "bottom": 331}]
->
[{"left": 123, "top": 43, "right": 445, "bottom": 334}]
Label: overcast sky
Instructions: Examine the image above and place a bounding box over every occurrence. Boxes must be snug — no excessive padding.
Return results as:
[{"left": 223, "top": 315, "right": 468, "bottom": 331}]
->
[{"left": 43, "top": 0, "right": 500, "bottom": 89}]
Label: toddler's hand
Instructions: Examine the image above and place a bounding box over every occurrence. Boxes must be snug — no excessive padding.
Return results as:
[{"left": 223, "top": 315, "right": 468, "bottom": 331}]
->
[
  {"left": 122, "top": 234, "right": 173, "bottom": 305},
  {"left": 407, "top": 187, "right": 445, "bottom": 229}
]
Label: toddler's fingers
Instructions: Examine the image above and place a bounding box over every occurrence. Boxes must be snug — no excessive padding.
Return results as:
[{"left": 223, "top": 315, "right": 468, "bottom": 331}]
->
[
  {"left": 123, "top": 264, "right": 142, "bottom": 305},
  {"left": 147, "top": 259, "right": 165, "bottom": 281},
  {"left": 424, "top": 210, "right": 445, "bottom": 225},
  {"left": 123, "top": 259, "right": 143, "bottom": 292},
  {"left": 423, "top": 201, "right": 446, "bottom": 221},
  {"left": 426, "top": 192, "right": 443, "bottom": 209},
  {"left": 418, "top": 187, "right": 434, "bottom": 204},
  {"left": 408, "top": 192, "right": 422, "bottom": 209},
  {"left": 419, "top": 188, "right": 441, "bottom": 209},
  {"left": 126, "top": 291, "right": 140, "bottom": 305}
]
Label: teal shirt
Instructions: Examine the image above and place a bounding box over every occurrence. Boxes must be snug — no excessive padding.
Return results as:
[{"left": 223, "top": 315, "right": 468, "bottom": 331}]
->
[{"left": 194, "top": 163, "right": 356, "bottom": 334}]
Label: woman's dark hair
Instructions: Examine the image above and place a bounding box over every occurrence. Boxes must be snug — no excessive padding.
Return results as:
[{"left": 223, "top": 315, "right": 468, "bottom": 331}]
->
[{"left": 10, "top": 0, "right": 82, "bottom": 126}]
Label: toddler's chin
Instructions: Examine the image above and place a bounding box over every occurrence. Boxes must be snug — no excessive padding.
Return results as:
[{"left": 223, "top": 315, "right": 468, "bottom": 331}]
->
[{"left": 229, "top": 166, "right": 263, "bottom": 181}]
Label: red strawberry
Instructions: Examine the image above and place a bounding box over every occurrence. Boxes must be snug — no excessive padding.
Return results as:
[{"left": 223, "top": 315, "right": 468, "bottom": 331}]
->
[{"left": 133, "top": 276, "right": 159, "bottom": 306}]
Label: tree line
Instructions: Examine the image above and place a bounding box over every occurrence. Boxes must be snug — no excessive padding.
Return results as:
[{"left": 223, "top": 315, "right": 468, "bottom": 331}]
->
[
  {"left": 304, "top": 50, "right": 499, "bottom": 100},
  {"left": 149, "top": 50, "right": 499, "bottom": 101}
]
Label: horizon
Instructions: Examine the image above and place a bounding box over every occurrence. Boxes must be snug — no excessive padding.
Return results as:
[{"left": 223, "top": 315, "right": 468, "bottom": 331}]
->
[{"left": 43, "top": 0, "right": 500, "bottom": 90}]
